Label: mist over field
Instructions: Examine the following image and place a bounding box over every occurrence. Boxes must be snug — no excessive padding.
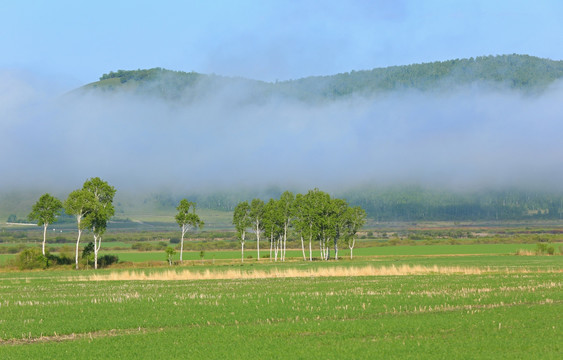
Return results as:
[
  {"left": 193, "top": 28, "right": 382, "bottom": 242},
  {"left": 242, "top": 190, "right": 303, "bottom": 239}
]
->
[{"left": 2, "top": 69, "right": 563, "bottom": 196}]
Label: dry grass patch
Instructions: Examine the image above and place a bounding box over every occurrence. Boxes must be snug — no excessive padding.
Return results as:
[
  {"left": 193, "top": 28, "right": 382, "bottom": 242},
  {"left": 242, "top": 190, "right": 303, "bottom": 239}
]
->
[
  {"left": 78, "top": 264, "right": 554, "bottom": 282},
  {"left": 515, "top": 249, "right": 536, "bottom": 256}
]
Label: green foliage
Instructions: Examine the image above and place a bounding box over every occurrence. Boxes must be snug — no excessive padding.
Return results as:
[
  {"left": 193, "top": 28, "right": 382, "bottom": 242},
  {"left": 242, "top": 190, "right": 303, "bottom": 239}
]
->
[
  {"left": 16, "top": 247, "right": 47, "bottom": 269},
  {"left": 232, "top": 201, "right": 251, "bottom": 242},
  {"left": 47, "top": 252, "right": 73, "bottom": 265},
  {"left": 82, "top": 177, "right": 116, "bottom": 235},
  {"left": 165, "top": 246, "right": 176, "bottom": 265},
  {"left": 82, "top": 242, "right": 95, "bottom": 259},
  {"left": 28, "top": 193, "right": 63, "bottom": 226},
  {"left": 175, "top": 199, "right": 204, "bottom": 230},
  {"left": 535, "top": 243, "right": 556, "bottom": 255},
  {"left": 98, "top": 254, "right": 119, "bottom": 267},
  {"left": 64, "top": 189, "right": 95, "bottom": 228},
  {"left": 132, "top": 242, "right": 155, "bottom": 251},
  {"left": 342, "top": 185, "right": 563, "bottom": 222},
  {"left": 90, "top": 55, "right": 563, "bottom": 103}
]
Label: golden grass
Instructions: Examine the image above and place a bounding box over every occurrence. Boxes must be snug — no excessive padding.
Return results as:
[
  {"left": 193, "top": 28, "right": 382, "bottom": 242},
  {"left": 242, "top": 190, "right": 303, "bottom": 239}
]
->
[
  {"left": 78, "top": 264, "right": 550, "bottom": 282},
  {"left": 515, "top": 249, "right": 536, "bottom": 256}
]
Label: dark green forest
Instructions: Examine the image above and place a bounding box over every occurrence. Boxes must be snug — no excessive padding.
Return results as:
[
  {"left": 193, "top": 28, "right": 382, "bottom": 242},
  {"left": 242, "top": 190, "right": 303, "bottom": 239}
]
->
[
  {"left": 142, "top": 186, "right": 563, "bottom": 222},
  {"left": 340, "top": 186, "right": 563, "bottom": 222},
  {"left": 89, "top": 54, "right": 563, "bottom": 102},
  {"left": 3, "top": 187, "right": 563, "bottom": 223}
]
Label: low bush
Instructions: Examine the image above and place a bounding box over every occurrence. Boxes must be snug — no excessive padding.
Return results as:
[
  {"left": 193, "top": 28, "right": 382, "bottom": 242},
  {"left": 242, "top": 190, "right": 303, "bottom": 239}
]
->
[
  {"left": 132, "top": 242, "right": 154, "bottom": 251},
  {"left": 15, "top": 248, "right": 47, "bottom": 270},
  {"left": 536, "top": 243, "right": 556, "bottom": 255},
  {"left": 98, "top": 254, "right": 119, "bottom": 268},
  {"left": 47, "top": 252, "right": 73, "bottom": 265}
]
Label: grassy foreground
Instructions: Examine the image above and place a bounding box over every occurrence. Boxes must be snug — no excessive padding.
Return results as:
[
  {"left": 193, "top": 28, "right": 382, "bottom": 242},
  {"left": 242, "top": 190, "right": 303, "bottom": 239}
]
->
[{"left": 0, "top": 252, "right": 561, "bottom": 359}]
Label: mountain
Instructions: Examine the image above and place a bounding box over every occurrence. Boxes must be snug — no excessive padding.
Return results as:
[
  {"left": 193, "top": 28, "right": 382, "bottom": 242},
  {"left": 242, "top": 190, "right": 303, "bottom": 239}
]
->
[{"left": 83, "top": 54, "right": 563, "bottom": 102}]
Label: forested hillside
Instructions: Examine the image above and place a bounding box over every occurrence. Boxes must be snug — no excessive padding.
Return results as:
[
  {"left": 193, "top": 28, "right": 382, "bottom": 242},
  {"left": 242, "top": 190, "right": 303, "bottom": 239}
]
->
[
  {"left": 86, "top": 54, "right": 563, "bottom": 101},
  {"left": 54, "top": 54, "right": 563, "bottom": 223},
  {"left": 132, "top": 187, "right": 563, "bottom": 222},
  {"left": 3, "top": 186, "right": 563, "bottom": 223}
]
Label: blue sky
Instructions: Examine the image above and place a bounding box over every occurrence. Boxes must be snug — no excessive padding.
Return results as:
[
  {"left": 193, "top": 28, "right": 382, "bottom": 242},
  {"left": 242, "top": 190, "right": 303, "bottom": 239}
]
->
[{"left": 1, "top": 0, "right": 562, "bottom": 88}]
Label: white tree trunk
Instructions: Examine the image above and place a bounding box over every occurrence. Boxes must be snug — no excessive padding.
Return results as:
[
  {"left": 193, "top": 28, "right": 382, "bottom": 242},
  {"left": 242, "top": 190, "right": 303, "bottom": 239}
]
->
[
  {"left": 256, "top": 220, "right": 261, "bottom": 260},
  {"left": 257, "top": 234, "right": 260, "bottom": 260},
  {"left": 274, "top": 236, "right": 280, "bottom": 262},
  {"left": 334, "top": 238, "right": 338, "bottom": 261},
  {"left": 93, "top": 233, "right": 101, "bottom": 270},
  {"left": 349, "top": 238, "right": 355, "bottom": 260},
  {"left": 309, "top": 236, "right": 312, "bottom": 261},
  {"left": 241, "top": 241, "right": 245, "bottom": 263},
  {"left": 180, "top": 224, "right": 189, "bottom": 262},
  {"left": 75, "top": 217, "right": 82, "bottom": 270},
  {"left": 282, "top": 223, "right": 288, "bottom": 261},
  {"left": 42, "top": 223, "right": 48, "bottom": 256},
  {"left": 301, "top": 235, "right": 306, "bottom": 261},
  {"left": 241, "top": 231, "right": 246, "bottom": 263},
  {"left": 269, "top": 233, "right": 273, "bottom": 261}
]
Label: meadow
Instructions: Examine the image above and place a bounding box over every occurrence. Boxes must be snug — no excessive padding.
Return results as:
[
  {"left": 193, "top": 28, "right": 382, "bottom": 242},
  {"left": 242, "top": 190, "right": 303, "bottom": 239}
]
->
[
  {"left": 0, "top": 248, "right": 561, "bottom": 359},
  {"left": 1, "top": 221, "right": 562, "bottom": 358},
  {"left": 0, "top": 242, "right": 547, "bottom": 266}
]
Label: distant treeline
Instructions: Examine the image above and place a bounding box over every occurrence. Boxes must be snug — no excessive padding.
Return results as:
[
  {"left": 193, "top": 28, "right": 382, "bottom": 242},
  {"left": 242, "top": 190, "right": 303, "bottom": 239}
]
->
[
  {"left": 143, "top": 186, "right": 563, "bottom": 222},
  {"left": 341, "top": 187, "right": 563, "bottom": 222},
  {"left": 90, "top": 54, "right": 563, "bottom": 102},
  {"left": 100, "top": 68, "right": 201, "bottom": 85},
  {"left": 4, "top": 187, "right": 563, "bottom": 223}
]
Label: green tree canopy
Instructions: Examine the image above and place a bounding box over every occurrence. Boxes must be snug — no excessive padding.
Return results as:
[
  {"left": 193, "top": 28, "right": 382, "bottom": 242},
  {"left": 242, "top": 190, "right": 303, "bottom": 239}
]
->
[
  {"left": 175, "top": 199, "right": 204, "bottom": 262},
  {"left": 28, "top": 193, "right": 63, "bottom": 255}
]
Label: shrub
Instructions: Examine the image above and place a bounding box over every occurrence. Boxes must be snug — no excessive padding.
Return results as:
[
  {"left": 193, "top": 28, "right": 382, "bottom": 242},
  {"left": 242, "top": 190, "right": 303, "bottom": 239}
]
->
[
  {"left": 165, "top": 247, "right": 176, "bottom": 265},
  {"left": 98, "top": 255, "right": 119, "bottom": 268},
  {"left": 547, "top": 246, "right": 555, "bottom": 255},
  {"left": 16, "top": 248, "right": 48, "bottom": 270},
  {"left": 47, "top": 252, "right": 73, "bottom": 265},
  {"left": 132, "top": 242, "right": 153, "bottom": 251},
  {"left": 83, "top": 242, "right": 95, "bottom": 258},
  {"left": 536, "top": 243, "right": 548, "bottom": 255}
]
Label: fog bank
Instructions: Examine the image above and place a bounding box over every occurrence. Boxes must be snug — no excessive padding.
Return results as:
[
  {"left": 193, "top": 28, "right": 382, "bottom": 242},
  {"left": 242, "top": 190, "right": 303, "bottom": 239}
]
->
[{"left": 2, "top": 71, "right": 563, "bottom": 194}]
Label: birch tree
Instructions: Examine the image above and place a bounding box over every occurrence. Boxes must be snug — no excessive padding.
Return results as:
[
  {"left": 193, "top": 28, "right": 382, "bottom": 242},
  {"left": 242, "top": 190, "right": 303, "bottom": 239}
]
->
[
  {"left": 28, "top": 193, "right": 63, "bottom": 255},
  {"left": 249, "top": 198, "right": 265, "bottom": 260},
  {"left": 233, "top": 201, "right": 251, "bottom": 262},
  {"left": 293, "top": 194, "right": 308, "bottom": 261},
  {"left": 301, "top": 189, "right": 325, "bottom": 261},
  {"left": 175, "top": 199, "right": 204, "bottom": 262},
  {"left": 330, "top": 198, "right": 349, "bottom": 261},
  {"left": 344, "top": 206, "right": 366, "bottom": 259},
  {"left": 278, "top": 191, "right": 295, "bottom": 261},
  {"left": 82, "top": 177, "right": 116, "bottom": 270},
  {"left": 65, "top": 189, "right": 95, "bottom": 269},
  {"left": 263, "top": 198, "right": 282, "bottom": 261},
  {"left": 315, "top": 191, "right": 333, "bottom": 260}
]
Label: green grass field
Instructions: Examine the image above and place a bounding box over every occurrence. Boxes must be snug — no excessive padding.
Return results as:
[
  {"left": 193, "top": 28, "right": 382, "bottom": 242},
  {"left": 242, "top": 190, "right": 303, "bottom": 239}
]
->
[
  {"left": 0, "top": 242, "right": 553, "bottom": 267},
  {"left": 0, "top": 243, "right": 561, "bottom": 359}
]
